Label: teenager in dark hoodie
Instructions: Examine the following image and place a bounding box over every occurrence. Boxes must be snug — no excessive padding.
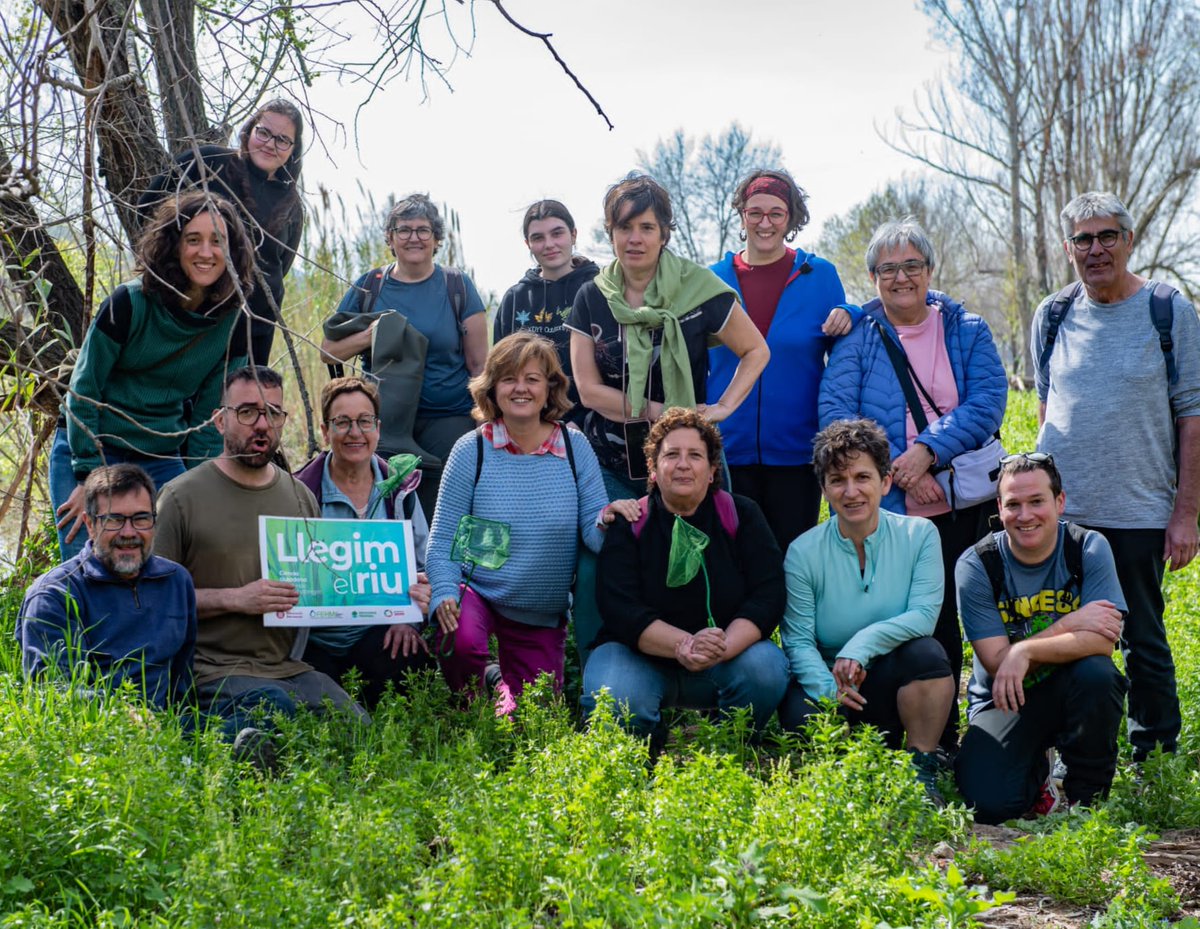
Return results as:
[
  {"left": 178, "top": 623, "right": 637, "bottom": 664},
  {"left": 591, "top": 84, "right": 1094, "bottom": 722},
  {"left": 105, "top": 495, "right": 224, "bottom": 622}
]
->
[{"left": 494, "top": 200, "right": 599, "bottom": 428}]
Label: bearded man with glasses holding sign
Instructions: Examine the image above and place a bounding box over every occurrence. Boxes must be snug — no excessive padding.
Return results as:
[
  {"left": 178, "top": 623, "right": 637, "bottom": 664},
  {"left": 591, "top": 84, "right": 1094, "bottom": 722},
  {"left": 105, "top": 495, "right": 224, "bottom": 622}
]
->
[
  {"left": 154, "top": 365, "right": 367, "bottom": 724},
  {"left": 1032, "top": 191, "right": 1200, "bottom": 762}
]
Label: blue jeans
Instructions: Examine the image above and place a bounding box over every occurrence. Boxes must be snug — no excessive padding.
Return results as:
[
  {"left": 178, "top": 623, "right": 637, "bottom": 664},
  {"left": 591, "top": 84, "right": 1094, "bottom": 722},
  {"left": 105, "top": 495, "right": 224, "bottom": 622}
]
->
[
  {"left": 49, "top": 427, "right": 187, "bottom": 561},
  {"left": 580, "top": 639, "right": 789, "bottom": 737}
]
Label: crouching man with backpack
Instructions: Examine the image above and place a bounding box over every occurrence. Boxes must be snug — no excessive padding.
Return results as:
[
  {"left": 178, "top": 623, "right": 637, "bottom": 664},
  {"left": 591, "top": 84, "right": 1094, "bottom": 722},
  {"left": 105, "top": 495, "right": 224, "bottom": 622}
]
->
[
  {"left": 955, "top": 453, "right": 1126, "bottom": 823},
  {"left": 780, "top": 419, "right": 955, "bottom": 806},
  {"left": 580, "top": 408, "right": 789, "bottom": 745}
]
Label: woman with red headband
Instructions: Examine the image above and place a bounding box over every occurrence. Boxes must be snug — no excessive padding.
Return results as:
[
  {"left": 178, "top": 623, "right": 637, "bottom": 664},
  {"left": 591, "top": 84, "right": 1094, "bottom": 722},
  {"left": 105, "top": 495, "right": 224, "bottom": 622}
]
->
[{"left": 708, "top": 169, "right": 858, "bottom": 551}]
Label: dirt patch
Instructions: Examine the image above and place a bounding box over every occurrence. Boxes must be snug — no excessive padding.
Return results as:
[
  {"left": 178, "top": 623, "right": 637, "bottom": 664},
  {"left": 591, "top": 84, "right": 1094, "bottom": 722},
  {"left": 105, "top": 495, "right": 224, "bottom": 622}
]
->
[
  {"left": 938, "top": 825, "right": 1200, "bottom": 927},
  {"left": 1145, "top": 828, "right": 1200, "bottom": 913}
]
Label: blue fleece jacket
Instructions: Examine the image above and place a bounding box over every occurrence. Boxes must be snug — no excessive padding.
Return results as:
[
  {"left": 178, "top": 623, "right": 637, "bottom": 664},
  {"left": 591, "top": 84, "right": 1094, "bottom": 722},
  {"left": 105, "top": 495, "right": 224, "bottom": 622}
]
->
[
  {"left": 17, "top": 543, "right": 197, "bottom": 709},
  {"left": 708, "top": 249, "right": 857, "bottom": 466},
  {"left": 818, "top": 291, "right": 1007, "bottom": 513},
  {"left": 426, "top": 427, "right": 610, "bottom": 626}
]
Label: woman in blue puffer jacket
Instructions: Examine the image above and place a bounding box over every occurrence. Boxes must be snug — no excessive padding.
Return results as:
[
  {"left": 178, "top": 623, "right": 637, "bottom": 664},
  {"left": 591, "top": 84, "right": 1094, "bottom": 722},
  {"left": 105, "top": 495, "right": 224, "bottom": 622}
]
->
[{"left": 819, "top": 217, "right": 1006, "bottom": 753}]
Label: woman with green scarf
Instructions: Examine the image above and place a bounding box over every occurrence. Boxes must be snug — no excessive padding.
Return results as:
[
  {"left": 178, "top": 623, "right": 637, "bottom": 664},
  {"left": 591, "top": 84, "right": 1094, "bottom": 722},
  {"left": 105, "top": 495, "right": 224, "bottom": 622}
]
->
[{"left": 566, "top": 174, "right": 770, "bottom": 499}]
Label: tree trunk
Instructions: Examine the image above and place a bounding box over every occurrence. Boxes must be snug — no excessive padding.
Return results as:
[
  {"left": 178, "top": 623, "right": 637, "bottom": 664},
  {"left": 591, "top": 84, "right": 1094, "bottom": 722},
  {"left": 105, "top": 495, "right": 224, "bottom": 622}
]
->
[{"left": 36, "top": 0, "right": 170, "bottom": 243}]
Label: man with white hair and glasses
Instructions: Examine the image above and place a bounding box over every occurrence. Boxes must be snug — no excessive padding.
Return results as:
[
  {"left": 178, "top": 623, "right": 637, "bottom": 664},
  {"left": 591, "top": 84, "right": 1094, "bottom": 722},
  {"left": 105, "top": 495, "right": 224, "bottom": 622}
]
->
[{"left": 1032, "top": 191, "right": 1200, "bottom": 761}]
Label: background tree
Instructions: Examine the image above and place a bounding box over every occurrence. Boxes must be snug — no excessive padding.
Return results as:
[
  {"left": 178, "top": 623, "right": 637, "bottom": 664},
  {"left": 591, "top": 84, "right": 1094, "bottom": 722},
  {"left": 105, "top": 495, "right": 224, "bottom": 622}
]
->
[
  {"left": 813, "top": 176, "right": 1018, "bottom": 363},
  {"left": 887, "top": 0, "right": 1200, "bottom": 374},
  {"left": 635, "top": 122, "right": 783, "bottom": 265},
  {"left": 0, "top": 0, "right": 606, "bottom": 555}
]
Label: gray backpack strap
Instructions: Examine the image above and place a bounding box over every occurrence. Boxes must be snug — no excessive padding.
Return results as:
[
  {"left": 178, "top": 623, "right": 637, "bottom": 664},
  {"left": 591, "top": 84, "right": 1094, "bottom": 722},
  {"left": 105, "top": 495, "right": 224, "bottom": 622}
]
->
[
  {"left": 444, "top": 266, "right": 469, "bottom": 354},
  {"left": 1149, "top": 282, "right": 1179, "bottom": 386},
  {"left": 1038, "top": 281, "right": 1083, "bottom": 376}
]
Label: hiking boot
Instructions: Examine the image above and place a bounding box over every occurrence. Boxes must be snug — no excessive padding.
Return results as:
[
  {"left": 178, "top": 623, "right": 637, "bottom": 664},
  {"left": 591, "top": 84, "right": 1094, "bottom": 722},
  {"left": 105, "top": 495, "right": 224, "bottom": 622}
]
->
[
  {"left": 484, "top": 662, "right": 503, "bottom": 694},
  {"left": 232, "top": 726, "right": 280, "bottom": 776},
  {"left": 908, "top": 748, "right": 949, "bottom": 809}
]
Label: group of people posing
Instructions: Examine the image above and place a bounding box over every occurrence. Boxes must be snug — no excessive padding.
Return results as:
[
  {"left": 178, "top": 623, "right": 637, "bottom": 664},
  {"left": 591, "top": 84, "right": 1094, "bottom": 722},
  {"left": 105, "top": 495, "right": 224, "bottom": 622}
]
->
[{"left": 18, "top": 98, "right": 1199, "bottom": 820}]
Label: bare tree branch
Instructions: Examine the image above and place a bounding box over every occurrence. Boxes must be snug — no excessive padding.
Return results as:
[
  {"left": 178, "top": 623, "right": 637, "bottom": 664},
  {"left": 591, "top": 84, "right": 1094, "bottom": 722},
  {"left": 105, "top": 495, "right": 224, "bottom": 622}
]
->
[{"left": 487, "top": 0, "right": 614, "bottom": 131}]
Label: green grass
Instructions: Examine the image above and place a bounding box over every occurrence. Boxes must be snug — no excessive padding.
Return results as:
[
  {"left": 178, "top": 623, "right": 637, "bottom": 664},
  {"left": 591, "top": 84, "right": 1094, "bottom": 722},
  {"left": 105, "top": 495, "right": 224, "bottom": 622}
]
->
[{"left": 1, "top": 389, "right": 1197, "bottom": 927}]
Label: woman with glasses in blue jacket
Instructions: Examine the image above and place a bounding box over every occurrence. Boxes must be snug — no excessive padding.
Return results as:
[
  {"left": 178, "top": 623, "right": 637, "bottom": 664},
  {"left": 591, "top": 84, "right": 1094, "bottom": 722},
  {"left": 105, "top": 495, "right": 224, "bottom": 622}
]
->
[{"left": 819, "top": 217, "right": 1007, "bottom": 752}]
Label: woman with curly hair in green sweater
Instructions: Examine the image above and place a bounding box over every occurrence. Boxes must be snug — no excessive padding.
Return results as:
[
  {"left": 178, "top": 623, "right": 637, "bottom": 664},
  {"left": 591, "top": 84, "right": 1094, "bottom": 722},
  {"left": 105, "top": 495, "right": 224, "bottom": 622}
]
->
[{"left": 50, "top": 190, "right": 256, "bottom": 560}]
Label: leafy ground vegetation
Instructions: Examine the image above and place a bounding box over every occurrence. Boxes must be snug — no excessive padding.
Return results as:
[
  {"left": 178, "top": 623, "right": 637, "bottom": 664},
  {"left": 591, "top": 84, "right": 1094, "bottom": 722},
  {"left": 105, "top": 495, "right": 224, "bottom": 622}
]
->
[{"left": 0, "top": 391, "right": 1197, "bottom": 928}]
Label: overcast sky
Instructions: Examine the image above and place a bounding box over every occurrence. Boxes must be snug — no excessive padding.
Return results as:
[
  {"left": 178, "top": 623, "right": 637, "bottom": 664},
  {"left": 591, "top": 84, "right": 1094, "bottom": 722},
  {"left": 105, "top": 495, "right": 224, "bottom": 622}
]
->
[{"left": 301, "top": 0, "right": 955, "bottom": 300}]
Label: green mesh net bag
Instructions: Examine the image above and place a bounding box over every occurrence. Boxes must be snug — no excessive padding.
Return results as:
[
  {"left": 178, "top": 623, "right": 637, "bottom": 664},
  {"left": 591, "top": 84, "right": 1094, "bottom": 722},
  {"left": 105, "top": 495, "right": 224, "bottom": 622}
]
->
[{"left": 666, "top": 515, "right": 715, "bottom": 628}]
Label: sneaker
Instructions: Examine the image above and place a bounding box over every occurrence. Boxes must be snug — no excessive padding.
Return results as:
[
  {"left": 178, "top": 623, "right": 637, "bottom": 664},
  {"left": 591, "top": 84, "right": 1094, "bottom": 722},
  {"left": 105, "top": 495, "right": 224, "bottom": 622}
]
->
[
  {"left": 1050, "top": 748, "right": 1067, "bottom": 792},
  {"left": 1029, "top": 748, "right": 1061, "bottom": 816},
  {"left": 909, "top": 748, "right": 949, "bottom": 809},
  {"left": 1030, "top": 779, "right": 1062, "bottom": 816},
  {"left": 232, "top": 726, "right": 279, "bottom": 776}
]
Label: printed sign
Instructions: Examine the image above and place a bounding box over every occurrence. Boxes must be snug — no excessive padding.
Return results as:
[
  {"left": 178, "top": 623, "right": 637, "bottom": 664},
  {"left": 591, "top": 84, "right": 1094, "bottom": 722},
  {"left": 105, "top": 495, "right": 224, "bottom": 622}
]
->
[{"left": 258, "top": 516, "right": 421, "bottom": 627}]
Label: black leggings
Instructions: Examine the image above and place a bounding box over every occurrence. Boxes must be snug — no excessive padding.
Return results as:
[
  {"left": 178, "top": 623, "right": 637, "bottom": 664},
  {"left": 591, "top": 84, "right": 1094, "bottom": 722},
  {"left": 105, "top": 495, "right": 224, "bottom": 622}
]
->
[
  {"left": 728, "top": 464, "right": 822, "bottom": 552},
  {"left": 304, "top": 625, "right": 436, "bottom": 710},
  {"left": 779, "top": 636, "right": 952, "bottom": 749},
  {"left": 929, "top": 500, "right": 997, "bottom": 749}
]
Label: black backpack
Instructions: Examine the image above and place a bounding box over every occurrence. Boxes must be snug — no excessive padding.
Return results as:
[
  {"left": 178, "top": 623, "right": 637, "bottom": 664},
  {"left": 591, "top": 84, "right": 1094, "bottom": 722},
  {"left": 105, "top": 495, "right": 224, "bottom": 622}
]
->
[
  {"left": 973, "top": 522, "right": 1088, "bottom": 619},
  {"left": 1038, "top": 280, "right": 1179, "bottom": 385}
]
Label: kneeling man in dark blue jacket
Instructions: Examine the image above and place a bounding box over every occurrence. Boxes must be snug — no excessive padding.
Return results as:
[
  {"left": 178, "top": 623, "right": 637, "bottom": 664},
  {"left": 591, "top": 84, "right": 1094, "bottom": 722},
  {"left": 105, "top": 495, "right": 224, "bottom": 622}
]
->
[{"left": 19, "top": 464, "right": 195, "bottom": 708}]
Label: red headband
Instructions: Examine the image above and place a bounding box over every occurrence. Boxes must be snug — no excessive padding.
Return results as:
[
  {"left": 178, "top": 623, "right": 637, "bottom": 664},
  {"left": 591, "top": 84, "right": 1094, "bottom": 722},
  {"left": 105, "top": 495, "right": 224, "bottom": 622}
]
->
[{"left": 744, "top": 176, "right": 791, "bottom": 204}]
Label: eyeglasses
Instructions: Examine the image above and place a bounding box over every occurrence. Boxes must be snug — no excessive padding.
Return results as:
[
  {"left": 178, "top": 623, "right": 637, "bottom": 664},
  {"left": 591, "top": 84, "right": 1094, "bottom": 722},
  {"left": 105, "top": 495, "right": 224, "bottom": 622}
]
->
[
  {"left": 1066, "top": 229, "right": 1123, "bottom": 252},
  {"left": 327, "top": 415, "right": 379, "bottom": 434},
  {"left": 252, "top": 125, "right": 295, "bottom": 151},
  {"left": 224, "top": 404, "right": 288, "bottom": 426},
  {"left": 874, "top": 260, "right": 928, "bottom": 280},
  {"left": 743, "top": 208, "right": 789, "bottom": 225},
  {"left": 1000, "top": 452, "right": 1054, "bottom": 466},
  {"left": 90, "top": 512, "right": 156, "bottom": 531},
  {"left": 390, "top": 225, "right": 434, "bottom": 241}
]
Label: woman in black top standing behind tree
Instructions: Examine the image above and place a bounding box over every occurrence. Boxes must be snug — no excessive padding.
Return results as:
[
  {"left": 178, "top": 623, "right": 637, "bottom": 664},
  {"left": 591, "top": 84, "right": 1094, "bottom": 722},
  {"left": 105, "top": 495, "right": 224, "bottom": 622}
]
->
[{"left": 140, "top": 98, "right": 305, "bottom": 364}]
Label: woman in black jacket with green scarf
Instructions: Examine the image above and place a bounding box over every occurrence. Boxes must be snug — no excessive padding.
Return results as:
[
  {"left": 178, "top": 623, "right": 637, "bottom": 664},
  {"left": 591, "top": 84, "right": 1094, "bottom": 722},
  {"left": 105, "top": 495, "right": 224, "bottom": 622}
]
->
[{"left": 565, "top": 174, "right": 769, "bottom": 499}]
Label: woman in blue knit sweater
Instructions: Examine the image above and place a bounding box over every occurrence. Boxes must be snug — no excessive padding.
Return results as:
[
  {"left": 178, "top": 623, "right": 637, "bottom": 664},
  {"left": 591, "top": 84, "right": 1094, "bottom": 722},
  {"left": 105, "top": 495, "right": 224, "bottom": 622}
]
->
[{"left": 426, "top": 333, "right": 638, "bottom": 713}]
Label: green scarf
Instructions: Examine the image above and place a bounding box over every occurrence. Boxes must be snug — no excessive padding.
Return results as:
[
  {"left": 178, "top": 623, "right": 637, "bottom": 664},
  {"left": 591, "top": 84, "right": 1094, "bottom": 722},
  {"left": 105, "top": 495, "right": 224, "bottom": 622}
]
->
[{"left": 594, "top": 248, "right": 735, "bottom": 417}]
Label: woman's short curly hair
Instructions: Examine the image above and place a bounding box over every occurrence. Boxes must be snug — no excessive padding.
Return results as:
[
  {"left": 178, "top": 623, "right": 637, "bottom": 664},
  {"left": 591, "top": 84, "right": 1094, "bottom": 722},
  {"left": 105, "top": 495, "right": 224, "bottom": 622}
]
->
[
  {"left": 644, "top": 407, "right": 724, "bottom": 488},
  {"left": 811, "top": 419, "right": 892, "bottom": 486},
  {"left": 136, "top": 190, "right": 256, "bottom": 312},
  {"left": 731, "top": 168, "right": 811, "bottom": 239},
  {"left": 320, "top": 376, "right": 381, "bottom": 422},
  {"left": 385, "top": 193, "right": 446, "bottom": 245},
  {"left": 469, "top": 332, "right": 572, "bottom": 424}
]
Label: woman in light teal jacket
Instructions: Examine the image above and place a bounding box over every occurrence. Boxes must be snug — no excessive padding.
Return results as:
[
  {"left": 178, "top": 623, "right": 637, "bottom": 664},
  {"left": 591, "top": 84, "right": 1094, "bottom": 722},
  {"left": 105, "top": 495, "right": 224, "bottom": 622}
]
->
[{"left": 780, "top": 419, "right": 953, "bottom": 804}]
